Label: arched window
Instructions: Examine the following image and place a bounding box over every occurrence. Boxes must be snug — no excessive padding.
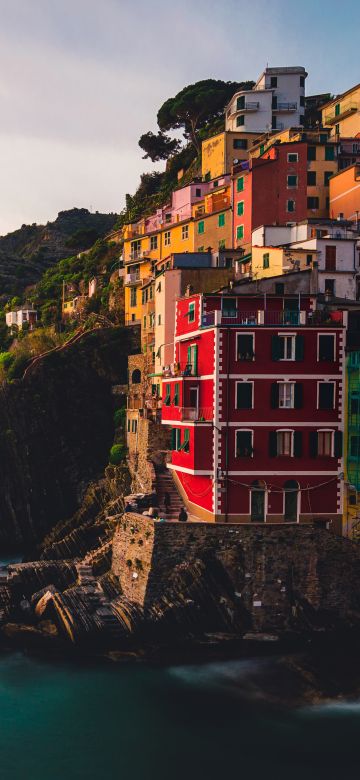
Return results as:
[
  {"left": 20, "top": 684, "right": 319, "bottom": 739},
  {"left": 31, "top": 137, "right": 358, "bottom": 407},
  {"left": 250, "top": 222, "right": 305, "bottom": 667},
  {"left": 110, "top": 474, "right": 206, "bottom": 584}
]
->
[
  {"left": 131, "top": 369, "right": 141, "bottom": 384},
  {"left": 284, "top": 480, "right": 299, "bottom": 522},
  {"left": 251, "top": 480, "right": 266, "bottom": 522}
]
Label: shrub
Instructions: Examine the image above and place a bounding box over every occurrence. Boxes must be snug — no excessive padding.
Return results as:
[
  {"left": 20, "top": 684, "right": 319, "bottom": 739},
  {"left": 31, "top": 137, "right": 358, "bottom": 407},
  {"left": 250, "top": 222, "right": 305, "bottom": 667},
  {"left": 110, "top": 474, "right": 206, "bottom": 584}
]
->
[
  {"left": 114, "top": 407, "right": 126, "bottom": 427},
  {"left": 109, "top": 444, "right": 126, "bottom": 465},
  {"left": 0, "top": 352, "right": 14, "bottom": 370}
]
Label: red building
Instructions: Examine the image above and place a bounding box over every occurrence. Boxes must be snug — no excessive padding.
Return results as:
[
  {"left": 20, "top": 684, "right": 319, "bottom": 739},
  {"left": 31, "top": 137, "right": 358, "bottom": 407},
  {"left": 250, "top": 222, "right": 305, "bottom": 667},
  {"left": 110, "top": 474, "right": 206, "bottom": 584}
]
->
[{"left": 161, "top": 291, "right": 345, "bottom": 531}]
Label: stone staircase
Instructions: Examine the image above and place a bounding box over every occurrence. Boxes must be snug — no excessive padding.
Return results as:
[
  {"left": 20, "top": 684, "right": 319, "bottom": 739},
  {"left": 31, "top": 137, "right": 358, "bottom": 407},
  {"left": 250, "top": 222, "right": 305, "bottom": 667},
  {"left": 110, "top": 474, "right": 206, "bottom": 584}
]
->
[{"left": 156, "top": 469, "right": 184, "bottom": 521}]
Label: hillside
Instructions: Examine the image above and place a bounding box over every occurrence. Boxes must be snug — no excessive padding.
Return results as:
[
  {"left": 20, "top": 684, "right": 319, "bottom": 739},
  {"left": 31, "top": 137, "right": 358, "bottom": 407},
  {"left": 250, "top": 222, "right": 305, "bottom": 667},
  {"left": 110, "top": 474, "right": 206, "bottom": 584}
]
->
[{"left": 0, "top": 208, "right": 119, "bottom": 303}]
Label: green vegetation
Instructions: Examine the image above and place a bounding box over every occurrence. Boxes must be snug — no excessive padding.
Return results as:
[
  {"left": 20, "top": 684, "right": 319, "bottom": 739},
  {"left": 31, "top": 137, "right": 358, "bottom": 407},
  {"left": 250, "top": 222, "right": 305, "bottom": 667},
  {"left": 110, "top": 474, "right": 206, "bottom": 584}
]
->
[
  {"left": 109, "top": 444, "right": 127, "bottom": 465},
  {"left": 114, "top": 408, "right": 126, "bottom": 427}
]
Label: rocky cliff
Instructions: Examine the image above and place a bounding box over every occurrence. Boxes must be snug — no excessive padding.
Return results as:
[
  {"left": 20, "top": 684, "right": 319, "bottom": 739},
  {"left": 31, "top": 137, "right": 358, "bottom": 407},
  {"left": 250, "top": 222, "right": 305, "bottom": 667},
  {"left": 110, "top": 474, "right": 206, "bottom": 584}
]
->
[{"left": 0, "top": 325, "right": 140, "bottom": 546}]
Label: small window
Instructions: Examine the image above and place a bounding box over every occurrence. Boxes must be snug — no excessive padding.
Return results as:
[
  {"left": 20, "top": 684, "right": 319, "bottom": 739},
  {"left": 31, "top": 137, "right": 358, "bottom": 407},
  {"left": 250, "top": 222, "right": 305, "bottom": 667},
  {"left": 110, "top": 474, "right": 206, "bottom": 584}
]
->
[
  {"left": 150, "top": 235, "right": 158, "bottom": 251},
  {"left": 237, "top": 333, "right": 254, "bottom": 361},
  {"left": 130, "top": 287, "right": 137, "bottom": 307},
  {"left": 233, "top": 138, "right": 247, "bottom": 150},
  {"left": 275, "top": 334, "right": 296, "bottom": 361},
  {"left": 218, "top": 213, "right": 225, "bottom": 228},
  {"left": 307, "top": 196, "right": 319, "bottom": 209},
  {"left": 335, "top": 124, "right": 340, "bottom": 135},
  {"left": 236, "top": 225, "right": 244, "bottom": 241},
  {"left": 263, "top": 252, "right": 270, "bottom": 269},
  {"left": 198, "top": 221, "right": 204, "bottom": 235},
  {"left": 182, "top": 225, "right": 189, "bottom": 240},
  {"left": 287, "top": 175, "right": 298, "bottom": 188},
  {"left": 275, "top": 282, "right": 284, "bottom": 295},
  {"left": 237, "top": 201, "right": 244, "bottom": 216},
  {"left": 324, "top": 171, "right": 333, "bottom": 186},
  {"left": 236, "top": 382, "right": 253, "bottom": 409},
  {"left": 279, "top": 382, "right": 294, "bottom": 408},
  {"left": 288, "top": 153, "right": 298, "bottom": 162},
  {"left": 143, "top": 316, "right": 146, "bottom": 330},
  {"left": 188, "top": 302, "right": 195, "bottom": 323},
  {"left": 164, "top": 384, "right": 171, "bottom": 406},
  {"left": 195, "top": 188, "right": 201, "bottom": 197},
  {"left": 287, "top": 200, "right": 295, "bottom": 213},
  {"left": 236, "top": 95, "right": 245, "bottom": 111},
  {"left": 270, "top": 76, "right": 277, "bottom": 88},
  {"left": 300, "top": 76, "right": 305, "bottom": 87},
  {"left": 222, "top": 297, "right": 237, "bottom": 318},
  {"left": 157, "top": 314, "right": 161, "bottom": 325},
  {"left": 271, "top": 115, "right": 277, "bottom": 130},
  {"left": 307, "top": 146, "right": 316, "bottom": 161},
  {"left": 219, "top": 239, "right": 226, "bottom": 250},
  {"left": 318, "top": 431, "right": 333, "bottom": 457},
  {"left": 324, "top": 279, "right": 335, "bottom": 296},
  {"left": 272, "top": 96, "right": 277, "bottom": 109},
  {"left": 164, "top": 231, "right": 171, "bottom": 246},
  {"left": 236, "top": 115, "right": 245, "bottom": 126},
  {"left": 236, "top": 430, "right": 253, "bottom": 458},
  {"left": 213, "top": 180, "right": 219, "bottom": 188},
  {"left": 318, "top": 334, "right": 335, "bottom": 362},
  {"left": 127, "top": 419, "right": 130, "bottom": 433},
  {"left": 237, "top": 177, "right": 244, "bottom": 192},
  {"left": 318, "top": 382, "right": 335, "bottom": 410},
  {"left": 306, "top": 254, "right": 312, "bottom": 266},
  {"left": 277, "top": 430, "right": 293, "bottom": 456},
  {"left": 325, "top": 146, "right": 335, "bottom": 161},
  {"left": 300, "top": 95, "right": 305, "bottom": 107},
  {"left": 307, "top": 171, "right": 316, "bottom": 186}
]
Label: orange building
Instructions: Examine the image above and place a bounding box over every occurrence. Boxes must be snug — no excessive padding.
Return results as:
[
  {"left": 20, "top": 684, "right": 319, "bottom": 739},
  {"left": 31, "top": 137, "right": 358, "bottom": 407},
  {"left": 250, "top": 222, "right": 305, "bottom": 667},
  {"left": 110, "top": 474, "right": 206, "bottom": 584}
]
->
[{"left": 329, "top": 164, "right": 360, "bottom": 222}]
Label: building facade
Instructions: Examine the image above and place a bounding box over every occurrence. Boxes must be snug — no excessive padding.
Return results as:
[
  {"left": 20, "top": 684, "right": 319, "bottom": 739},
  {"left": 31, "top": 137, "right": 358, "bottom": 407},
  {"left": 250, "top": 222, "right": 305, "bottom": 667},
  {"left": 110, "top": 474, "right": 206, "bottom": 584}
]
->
[{"left": 226, "top": 66, "right": 307, "bottom": 134}]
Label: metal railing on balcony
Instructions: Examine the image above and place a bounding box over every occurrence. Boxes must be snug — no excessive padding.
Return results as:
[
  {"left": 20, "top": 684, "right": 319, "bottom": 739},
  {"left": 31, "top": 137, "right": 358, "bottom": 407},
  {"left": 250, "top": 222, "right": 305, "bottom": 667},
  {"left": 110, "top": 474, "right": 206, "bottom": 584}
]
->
[
  {"left": 125, "top": 272, "right": 141, "bottom": 284},
  {"left": 274, "top": 102, "right": 297, "bottom": 111},
  {"left": 325, "top": 102, "right": 358, "bottom": 125},
  {"left": 180, "top": 407, "right": 213, "bottom": 422},
  {"left": 201, "top": 309, "right": 344, "bottom": 328},
  {"left": 238, "top": 101, "right": 259, "bottom": 112},
  {"left": 162, "top": 362, "right": 197, "bottom": 377}
]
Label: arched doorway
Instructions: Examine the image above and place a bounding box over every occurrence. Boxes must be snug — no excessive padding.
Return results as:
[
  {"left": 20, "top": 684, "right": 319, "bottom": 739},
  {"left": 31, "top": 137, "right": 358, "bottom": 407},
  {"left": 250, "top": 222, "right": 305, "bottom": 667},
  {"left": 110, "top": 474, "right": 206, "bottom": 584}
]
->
[
  {"left": 131, "top": 369, "right": 141, "bottom": 384},
  {"left": 250, "top": 480, "right": 266, "bottom": 522},
  {"left": 284, "top": 480, "right": 299, "bottom": 522}
]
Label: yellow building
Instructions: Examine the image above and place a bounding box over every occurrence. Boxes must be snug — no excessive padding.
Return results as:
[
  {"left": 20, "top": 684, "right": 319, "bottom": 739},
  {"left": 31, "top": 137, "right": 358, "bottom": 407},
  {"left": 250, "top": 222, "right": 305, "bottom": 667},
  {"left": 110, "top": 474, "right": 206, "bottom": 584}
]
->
[
  {"left": 322, "top": 84, "right": 360, "bottom": 138},
  {"left": 252, "top": 245, "right": 318, "bottom": 279},
  {"left": 201, "top": 130, "right": 261, "bottom": 180}
]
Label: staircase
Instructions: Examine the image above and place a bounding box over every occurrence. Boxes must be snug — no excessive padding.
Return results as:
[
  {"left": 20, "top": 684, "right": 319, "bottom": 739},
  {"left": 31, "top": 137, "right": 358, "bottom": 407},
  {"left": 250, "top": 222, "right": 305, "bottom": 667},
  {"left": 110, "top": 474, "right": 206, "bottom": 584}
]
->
[{"left": 156, "top": 469, "right": 184, "bottom": 521}]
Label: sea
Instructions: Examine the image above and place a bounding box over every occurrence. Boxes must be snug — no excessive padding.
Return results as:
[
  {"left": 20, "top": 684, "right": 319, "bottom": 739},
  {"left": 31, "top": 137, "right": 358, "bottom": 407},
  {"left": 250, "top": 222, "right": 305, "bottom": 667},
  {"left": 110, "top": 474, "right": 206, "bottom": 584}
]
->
[{"left": 0, "top": 558, "right": 359, "bottom": 780}]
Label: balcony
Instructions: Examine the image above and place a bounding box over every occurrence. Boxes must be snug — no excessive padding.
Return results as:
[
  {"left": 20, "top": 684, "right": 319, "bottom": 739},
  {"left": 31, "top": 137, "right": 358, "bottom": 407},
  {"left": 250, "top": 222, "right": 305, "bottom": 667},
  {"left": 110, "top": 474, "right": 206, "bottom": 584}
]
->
[
  {"left": 273, "top": 102, "right": 297, "bottom": 112},
  {"left": 200, "top": 309, "right": 343, "bottom": 328},
  {"left": 162, "top": 361, "right": 198, "bottom": 378},
  {"left": 180, "top": 407, "right": 213, "bottom": 422},
  {"left": 125, "top": 272, "right": 141, "bottom": 285},
  {"left": 325, "top": 102, "right": 358, "bottom": 125},
  {"left": 237, "top": 101, "right": 260, "bottom": 112}
]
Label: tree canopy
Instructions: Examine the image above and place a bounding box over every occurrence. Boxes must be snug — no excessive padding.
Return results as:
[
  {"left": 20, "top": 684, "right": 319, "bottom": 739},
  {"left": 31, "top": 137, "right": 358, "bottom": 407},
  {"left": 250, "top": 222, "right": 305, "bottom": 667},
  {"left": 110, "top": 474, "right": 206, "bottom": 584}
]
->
[
  {"left": 156, "top": 79, "right": 255, "bottom": 152},
  {"left": 138, "top": 131, "right": 181, "bottom": 162}
]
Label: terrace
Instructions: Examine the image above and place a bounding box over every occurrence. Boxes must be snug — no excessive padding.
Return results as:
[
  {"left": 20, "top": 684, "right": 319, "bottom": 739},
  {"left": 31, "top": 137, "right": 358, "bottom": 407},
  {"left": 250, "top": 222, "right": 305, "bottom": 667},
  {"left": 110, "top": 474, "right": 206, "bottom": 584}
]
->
[{"left": 200, "top": 309, "right": 344, "bottom": 328}]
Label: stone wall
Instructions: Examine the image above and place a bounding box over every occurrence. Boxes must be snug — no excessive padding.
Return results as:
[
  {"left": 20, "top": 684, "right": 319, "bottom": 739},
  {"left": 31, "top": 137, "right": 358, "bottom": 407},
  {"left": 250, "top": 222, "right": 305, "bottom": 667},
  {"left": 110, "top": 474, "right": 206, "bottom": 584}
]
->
[{"left": 112, "top": 514, "right": 360, "bottom": 634}]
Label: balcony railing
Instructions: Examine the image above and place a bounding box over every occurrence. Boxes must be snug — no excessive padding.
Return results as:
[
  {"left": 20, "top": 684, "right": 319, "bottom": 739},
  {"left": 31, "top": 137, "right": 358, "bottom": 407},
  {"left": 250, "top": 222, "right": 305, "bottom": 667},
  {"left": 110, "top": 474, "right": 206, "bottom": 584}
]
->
[
  {"left": 325, "top": 102, "right": 358, "bottom": 125},
  {"left": 274, "top": 102, "right": 297, "bottom": 112},
  {"left": 162, "top": 362, "right": 197, "bottom": 378},
  {"left": 201, "top": 309, "right": 344, "bottom": 328},
  {"left": 180, "top": 407, "right": 213, "bottom": 422},
  {"left": 237, "top": 101, "right": 259, "bottom": 112},
  {"left": 125, "top": 272, "right": 140, "bottom": 284}
]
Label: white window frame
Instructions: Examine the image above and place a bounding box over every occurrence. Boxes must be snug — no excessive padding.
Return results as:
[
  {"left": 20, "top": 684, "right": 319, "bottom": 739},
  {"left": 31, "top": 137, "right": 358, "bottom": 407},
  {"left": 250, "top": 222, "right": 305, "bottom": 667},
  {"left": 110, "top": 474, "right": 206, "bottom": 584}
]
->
[
  {"left": 164, "top": 231, "right": 171, "bottom": 247},
  {"left": 317, "top": 333, "right": 336, "bottom": 362},
  {"left": 235, "top": 380, "right": 254, "bottom": 410},
  {"left": 276, "top": 429, "right": 294, "bottom": 457},
  {"left": 317, "top": 428, "right": 334, "bottom": 457},
  {"left": 235, "top": 429, "right": 254, "bottom": 458},
  {"left": 317, "top": 380, "right": 336, "bottom": 410},
  {"left": 182, "top": 225, "right": 189, "bottom": 241},
  {"left": 287, "top": 152, "right": 299, "bottom": 163},
  {"left": 278, "top": 332, "right": 296, "bottom": 361},
  {"left": 236, "top": 331, "right": 255, "bottom": 361},
  {"left": 278, "top": 381, "right": 295, "bottom": 408}
]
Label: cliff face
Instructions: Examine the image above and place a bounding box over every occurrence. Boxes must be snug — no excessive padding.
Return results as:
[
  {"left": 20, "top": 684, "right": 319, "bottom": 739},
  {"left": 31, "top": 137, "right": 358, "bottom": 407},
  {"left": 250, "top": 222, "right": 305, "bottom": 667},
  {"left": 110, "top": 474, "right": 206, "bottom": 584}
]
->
[{"left": 0, "top": 326, "right": 140, "bottom": 546}]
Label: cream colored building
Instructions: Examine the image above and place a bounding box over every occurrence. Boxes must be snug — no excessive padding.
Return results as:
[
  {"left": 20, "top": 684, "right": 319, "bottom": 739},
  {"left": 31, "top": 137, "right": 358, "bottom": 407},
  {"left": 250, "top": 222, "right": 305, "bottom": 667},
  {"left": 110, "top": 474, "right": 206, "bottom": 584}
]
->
[{"left": 322, "top": 84, "right": 360, "bottom": 138}]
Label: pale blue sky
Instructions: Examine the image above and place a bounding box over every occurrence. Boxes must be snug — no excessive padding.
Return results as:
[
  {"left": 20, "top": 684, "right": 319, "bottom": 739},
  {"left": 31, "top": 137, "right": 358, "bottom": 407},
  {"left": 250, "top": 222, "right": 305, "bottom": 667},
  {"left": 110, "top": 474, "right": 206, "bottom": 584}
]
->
[{"left": 0, "top": 0, "right": 359, "bottom": 234}]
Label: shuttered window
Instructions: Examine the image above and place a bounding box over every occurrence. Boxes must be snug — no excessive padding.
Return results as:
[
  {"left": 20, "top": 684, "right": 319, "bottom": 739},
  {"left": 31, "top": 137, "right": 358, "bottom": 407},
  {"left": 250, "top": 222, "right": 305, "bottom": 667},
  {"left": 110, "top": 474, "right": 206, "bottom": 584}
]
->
[
  {"left": 236, "top": 382, "right": 253, "bottom": 409},
  {"left": 318, "top": 382, "right": 335, "bottom": 409},
  {"left": 237, "top": 334, "right": 254, "bottom": 360},
  {"left": 236, "top": 430, "right": 253, "bottom": 457},
  {"left": 318, "top": 335, "right": 335, "bottom": 361}
]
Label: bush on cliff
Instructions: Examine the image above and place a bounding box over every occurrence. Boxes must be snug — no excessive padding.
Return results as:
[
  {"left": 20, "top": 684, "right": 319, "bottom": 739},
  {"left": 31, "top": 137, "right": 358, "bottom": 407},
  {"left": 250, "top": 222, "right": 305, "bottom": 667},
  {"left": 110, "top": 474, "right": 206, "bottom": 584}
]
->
[
  {"left": 114, "top": 408, "right": 126, "bottom": 427},
  {"left": 109, "top": 444, "right": 126, "bottom": 465}
]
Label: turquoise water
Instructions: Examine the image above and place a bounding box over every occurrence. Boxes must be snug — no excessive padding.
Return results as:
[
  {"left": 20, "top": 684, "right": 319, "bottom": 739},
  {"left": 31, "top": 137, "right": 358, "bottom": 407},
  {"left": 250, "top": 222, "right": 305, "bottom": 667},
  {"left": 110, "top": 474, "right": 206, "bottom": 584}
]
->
[{"left": 0, "top": 652, "right": 359, "bottom": 780}]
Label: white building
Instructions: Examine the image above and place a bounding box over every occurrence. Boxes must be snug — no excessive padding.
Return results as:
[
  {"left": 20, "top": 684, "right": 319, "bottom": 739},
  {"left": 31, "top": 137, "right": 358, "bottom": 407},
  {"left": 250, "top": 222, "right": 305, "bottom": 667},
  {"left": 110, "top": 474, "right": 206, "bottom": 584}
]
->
[
  {"left": 5, "top": 308, "right": 38, "bottom": 330},
  {"left": 226, "top": 66, "right": 307, "bottom": 134}
]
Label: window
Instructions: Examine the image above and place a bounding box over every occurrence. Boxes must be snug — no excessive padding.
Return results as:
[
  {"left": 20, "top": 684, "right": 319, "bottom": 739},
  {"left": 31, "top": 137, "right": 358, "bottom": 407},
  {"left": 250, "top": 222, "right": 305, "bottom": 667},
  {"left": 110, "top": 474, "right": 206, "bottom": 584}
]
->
[
  {"left": 325, "top": 146, "right": 335, "bottom": 161},
  {"left": 164, "top": 384, "right": 171, "bottom": 406},
  {"left": 263, "top": 252, "right": 270, "bottom": 269},
  {"left": 198, "top": 246, "right": 204, "bottom": 252},
  {"left": 237, "top": 201, "right": 244, "bottom": 216},
  {"left": 234, "top": 138, "right": 247, "bottom": 150},
  {"left": 237, "top": 333, "right": 254, "bottom": 361},
  {"left": 275, "top": 282, "right": 284, "bottom": 295},
  {"left": 212, "top": 181, "right": 219, "bottom": 189},
  {"left": 272, "top": 334, "right": 303, "bottom": 361},
  {"left": 164, "top": 231, "right": 171, "bottom": 246},
  {"left": 287, "top": 200, "right": 295, "bottom": 213},
  {"left": 300, "top": 115, "right": 305, "bottom": 126},
  {"left": 236, "top": 95, "right": 245, "bottom": 111},
  {"left": 198, "top": 221, "right": 204, "bottom": 235},
  {"left": 237, "top": 177, "right": 244, "bottom": 192},
  {"left": 222, "top": 297, "right": 237, "bottom": 318},
  {"left": 236, "top": 225, "right": 244, "bottom": 241},
  {"left": 143, "top": 316, "right": 146, "bottom": 330},
  {"left": 157, "top": 314, "right": 161, "bottom": 325},
  {"left": 335, "top": 124, "right": 340, "bottom": 135},
  {"left": 236, "top": 115, "right": 245, "bottom": 126},
  {"left": 277, "top": 430, "right": 293, "bottom": 456},
  {"left": 271, "top": 116, "right": 277, "bottom": 130},
  {"left": 325, "top": 244, "right": 336, "bottom": 271},
  {"left": 307, "top": 171, "right": 316, "bottom": 185},
  {"left": 270, "top": 76, "right": 277, "bottom": 87},
  {"left": 279, "top": 382, "right": 294, "bottom": 408},
  {"left": 236, "top": 430, "right": 253, "bottom": 457},
  {"left": 318, "top": 430, "right": 333, "bottom": 457},
  {"left": 181, "top": 428, "right": 190, "bottom": 453},
  {"left": 318, "top": 382, "right": 335, "bottom": 409},
  {"left": 300, "top": 95, "right": 305, "bottom": 107},
  {"left": 195, "top": 188, "right": 201, "bottom": 197},
  {"left": 219, "top": 239, "right": 226, "bottom": 250},
  {"left": 188, "top": 302, "right": 195, "bottom": 323},
  {"left": 218, "top": 213, "right": 225, "bottom": 227},
  {"left": 300, "top": 76, "right": 305, "bottom": 87},
  {"left": 172, "top": 382, "right": 179, "bottom": 406},
  {"left": 306, "top": 254, "right": 312, "bottom": 266},
  {"left": 150, "top": 235, "right": 158, "bottom": 251},
  {"left": 318, "top": 334, "right": 335, "bottom": 361},
  {"left": 307, "top": 196, "right": 319, "bottom": 209},
  {"left": 149, "top": 286, "right": 153, "bottom": 300},
  {"left": 288, "top": 153, "right": 298, "bottom": 162},
  {"left": 187, "top": 345, "right": 198, "bottom": 375},
  {"left": 287, "top": 175, "right": 298, "bottom": 188},
  {"left": 272, "top": 96, "right": 277, "bottom": 109},
  {"left": 350, "top": 436, "right": 360, "bottom": 459},
  {"left": 130, "top": 287, "right": 137, "bottom": 307},
  {"left": 307, "top": 146, "right": 316, "bottom": 161},
  {"left": 131, "top": 419, "right": 138, "bottom": 434},
  {"left": 127, "top": 419, "right": 130, "bottom": 433},
  {"left": 236, "top": 382, "right": 253, "bottom": 409},
  {"left": 182, "top": 224, "right": 189, "bottom": 241},
  {"left": 284, "top": 480, "right": 299, "bottom": 522},
  {"left": 324, "top": 171, "right": 333, "bottom": 186},
  {"left": 324, "top": 279, "right": 335, "bottom": 296}
]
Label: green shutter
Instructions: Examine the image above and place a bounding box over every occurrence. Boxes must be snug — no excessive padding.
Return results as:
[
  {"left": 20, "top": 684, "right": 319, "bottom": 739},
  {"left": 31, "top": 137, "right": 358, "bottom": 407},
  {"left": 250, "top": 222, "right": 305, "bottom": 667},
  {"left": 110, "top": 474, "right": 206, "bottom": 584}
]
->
[
  {"left": 295, "top": 335, "right": 304, "bottom": 361},
  {"left": 334, "top": 431, "right": 343, "bottom": 458},
  {"left": 294, "top": 431, "right": 302, "bottom": 457},
  {"left": 271, "top": 383, "right": 279, "bottom": 408},
  {"left": 309, "top": 431, "right": 318, "bottom": 457},
  {"left": 184, "top": 428, "right": 190, "bottom": 453},
  {"left": 237, "top": 177, "right": 244, "bottom": 192},
  {"left": 269, "top": 431, "right": 277, "bottom": 457},
  {"left": 218, "top": 213, "right": 225, "bottom": 227},
  {"left": 272, "top": 335, "right": 282, "bottom": 361},
  {"left": 171, "top": 428, "right": 176, "bottom": 450},
  {"left": 237, "top": 201, "right": 244, "bottom": 216},
  {"left": 192, "top": 345, "right": 198, "bottom": 376},
  {"left": 294, "top": 383, "right": 303, "bottom": 409},
  {"left": 198, "top": 220, "right": 204, "bottom": 234}
]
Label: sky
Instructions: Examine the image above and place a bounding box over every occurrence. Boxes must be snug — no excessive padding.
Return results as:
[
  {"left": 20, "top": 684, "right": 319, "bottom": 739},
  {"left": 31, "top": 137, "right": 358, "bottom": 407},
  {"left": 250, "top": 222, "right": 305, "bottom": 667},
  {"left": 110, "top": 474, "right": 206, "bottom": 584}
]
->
[{"left": 0, "top": 0, "right": 359, "bottom": 235}]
